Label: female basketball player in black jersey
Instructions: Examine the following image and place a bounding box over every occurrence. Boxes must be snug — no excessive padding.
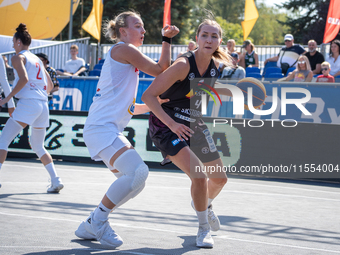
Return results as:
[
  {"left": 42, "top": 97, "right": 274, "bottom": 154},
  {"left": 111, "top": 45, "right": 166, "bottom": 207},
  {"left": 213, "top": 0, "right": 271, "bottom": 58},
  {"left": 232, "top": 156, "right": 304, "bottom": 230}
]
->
[{"left": 142, "top": 18, "right": 233, "bottom": 248}]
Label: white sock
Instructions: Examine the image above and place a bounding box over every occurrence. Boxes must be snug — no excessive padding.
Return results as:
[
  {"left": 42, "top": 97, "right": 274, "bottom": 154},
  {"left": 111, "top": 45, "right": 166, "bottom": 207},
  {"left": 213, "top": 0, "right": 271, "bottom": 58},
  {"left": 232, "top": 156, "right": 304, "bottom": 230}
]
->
[
  {"left": 208, "top": 198, "right": 214, "bottom": 207},
  {"left": 196, "top": 209, "right": 209, "bottom": 228},
  {"left": 44, "top": 162, "right": 57, "bottom": 179},
  {"left": 93, "top": 202, "right": 111, "bottom": 223}
]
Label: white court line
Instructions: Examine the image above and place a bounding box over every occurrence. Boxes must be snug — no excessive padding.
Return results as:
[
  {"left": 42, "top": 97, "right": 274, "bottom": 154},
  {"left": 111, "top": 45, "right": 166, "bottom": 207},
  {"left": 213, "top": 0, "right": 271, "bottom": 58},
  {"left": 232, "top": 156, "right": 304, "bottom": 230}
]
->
[{"left": 0, "top": 211, "right": 339, "bottom": 254}]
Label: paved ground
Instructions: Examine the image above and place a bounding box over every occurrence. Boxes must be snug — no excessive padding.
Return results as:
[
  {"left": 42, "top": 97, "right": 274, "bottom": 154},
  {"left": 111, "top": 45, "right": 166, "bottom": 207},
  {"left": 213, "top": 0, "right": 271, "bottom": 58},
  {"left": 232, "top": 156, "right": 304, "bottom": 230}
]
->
[{"left": 0, "top": 158, "right": 339, "bottom": 255}]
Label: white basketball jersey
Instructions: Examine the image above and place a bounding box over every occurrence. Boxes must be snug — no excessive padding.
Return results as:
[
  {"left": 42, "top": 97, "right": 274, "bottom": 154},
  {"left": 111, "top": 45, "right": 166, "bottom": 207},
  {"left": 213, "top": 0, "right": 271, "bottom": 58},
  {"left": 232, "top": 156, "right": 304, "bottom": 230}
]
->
[
  {"left": 85, "top": 42, "right": 139, "bottom": 132},
  {"left": 13, "top": 50, "right": 48, "bottom": 101}
]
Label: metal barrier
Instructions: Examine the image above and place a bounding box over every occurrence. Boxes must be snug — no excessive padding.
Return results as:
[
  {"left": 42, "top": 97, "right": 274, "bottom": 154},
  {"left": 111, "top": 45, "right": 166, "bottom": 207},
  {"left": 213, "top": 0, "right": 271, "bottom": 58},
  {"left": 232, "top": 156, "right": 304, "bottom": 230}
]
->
[{"left": 1, "top": 37, "right": 92, "bottom": 71}]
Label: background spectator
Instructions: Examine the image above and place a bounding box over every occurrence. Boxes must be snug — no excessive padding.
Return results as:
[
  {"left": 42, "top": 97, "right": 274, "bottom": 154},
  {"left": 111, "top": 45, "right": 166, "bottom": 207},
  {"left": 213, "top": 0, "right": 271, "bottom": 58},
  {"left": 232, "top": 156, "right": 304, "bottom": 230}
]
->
[
  {"left": 36, "top": 53, "right": 59, "bottom": 107},
  {"left": 221, "top": 52, "right": 245, "bottom": 80},
  {"left": 264, "top": 34, "right": 306, "bottom": 74},
  {"left": 316, "top": 61, "right": 335, "bottom": 83},
  {"left": 178, "top": 40, "right": 197, "bottom": 58},
  {"left": 0, "top": 53, "right": 15, "bottom": 115},
  {"left": 226, "top": 39, "right": 237, "bottom": 54},
  {"left": 278, "top": 55, "right": 312, "bottom": 82},
  {"left": 326, "top": 40, "right": 340, "bottom": 78},
  {"left": 2, "top": 55, "right": 15, "bottom": 83},
  {"left": 56, "top": 45, "right": 86, "bottom": 76},
  {"left": 239, "top": 40, "right": 258, "bottom": 68},
  {"left": 304, "top": 40, "right": 324, "bottom": 75}
]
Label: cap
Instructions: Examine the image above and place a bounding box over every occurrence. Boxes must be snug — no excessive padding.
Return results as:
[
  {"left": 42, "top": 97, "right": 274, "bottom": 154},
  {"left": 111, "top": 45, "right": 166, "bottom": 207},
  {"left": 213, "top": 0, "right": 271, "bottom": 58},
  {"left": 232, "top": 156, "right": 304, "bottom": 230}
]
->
[
  {"left": 284, "top": 34, "right": 294, "bottom": 41},
  {"left": 35, "top": 53, "right": 49, "bottom": 64},
  {"left": 241, "top": 40, "right": 251, "bottom": 48},
  {"left": 230, "top": 52, "right": 239, "bottom": 60}
]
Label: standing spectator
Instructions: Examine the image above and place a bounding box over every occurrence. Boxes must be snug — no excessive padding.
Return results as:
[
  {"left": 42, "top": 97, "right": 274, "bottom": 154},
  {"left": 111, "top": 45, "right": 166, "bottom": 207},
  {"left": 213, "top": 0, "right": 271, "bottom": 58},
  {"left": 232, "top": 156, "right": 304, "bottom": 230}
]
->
[
  {"left": 316, "top": 61, "right": 335, "bottom": 83},
  {"left": 239, "top": 40, "right": 258, "bottom": 68},
  {"left": 36, "top": 53, "right": 59, "bottom": 107},
  {"left": 278, "top": 55, "right": 313, "bottom": 82},
  {"left": 264, "top": 34, "right": 306, "bottom": 74},
  {"left": 326, "top": 40, "right": 340, "bottom": 78},
  {"left": 56, "top": 45, "right": 87, "bottom": 76},
  {"left": 304, "top": 40, "right": 324, "bottom": 75},
  {"left": 221, "top": 52, "right": 245, "bottom": 79}
]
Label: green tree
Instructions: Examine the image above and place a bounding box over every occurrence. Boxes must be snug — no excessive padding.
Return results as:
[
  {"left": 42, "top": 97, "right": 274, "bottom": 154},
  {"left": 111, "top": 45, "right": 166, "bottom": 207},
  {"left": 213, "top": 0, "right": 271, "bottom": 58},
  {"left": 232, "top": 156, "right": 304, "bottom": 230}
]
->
[
  {"left": 277, "top": 0, "right": 332, "bottom": 44},
  {"left": 249, "top": 3, "right": 289, "bottom": 45},
  {"left": 56, "top": 0, "right": 194, "bottom": 44},
  {"left": 215, "top": 17, "right": 244, "bottom": 44}
]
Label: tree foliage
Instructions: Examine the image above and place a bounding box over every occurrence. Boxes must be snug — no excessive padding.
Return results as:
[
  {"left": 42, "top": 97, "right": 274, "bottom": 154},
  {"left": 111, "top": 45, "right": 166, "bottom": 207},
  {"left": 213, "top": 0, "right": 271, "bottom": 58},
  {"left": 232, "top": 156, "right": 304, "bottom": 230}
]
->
[
  {"left": 277, "top": 0, "right": 333, "bottom": 44},
  {"left": 56, "top": 0, "right": 193, "bottom": 44}
]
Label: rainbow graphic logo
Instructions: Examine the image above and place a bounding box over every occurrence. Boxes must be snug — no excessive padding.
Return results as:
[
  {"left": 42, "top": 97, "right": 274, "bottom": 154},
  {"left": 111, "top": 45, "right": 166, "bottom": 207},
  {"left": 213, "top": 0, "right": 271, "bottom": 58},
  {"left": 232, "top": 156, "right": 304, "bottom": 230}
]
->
[{"left": 186, "top": 80, "right": 222, "bottom": 106}]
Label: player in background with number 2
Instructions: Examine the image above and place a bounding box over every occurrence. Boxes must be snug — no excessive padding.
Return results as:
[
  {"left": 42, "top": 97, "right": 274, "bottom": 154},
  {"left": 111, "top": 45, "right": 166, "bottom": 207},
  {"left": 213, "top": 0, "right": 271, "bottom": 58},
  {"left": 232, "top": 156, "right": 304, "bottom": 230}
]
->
[{"left": 0, "top": 23, "right": 64, "bottom": 193}]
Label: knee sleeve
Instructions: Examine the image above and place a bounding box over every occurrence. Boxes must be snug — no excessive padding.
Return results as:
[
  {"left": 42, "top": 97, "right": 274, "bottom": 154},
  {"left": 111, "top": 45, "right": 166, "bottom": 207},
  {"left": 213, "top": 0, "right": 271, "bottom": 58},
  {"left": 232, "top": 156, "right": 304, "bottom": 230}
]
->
[
  {"left": 105, "top": 150, "right": 148, "bottom": 205},
  {"left": 0, "top": 118, "right": 23, "bottom": 150},
  {"left": 30, "top": 128, "right": 48, "bottom": 158},
  {"left": 113, "top": 149, "right": 149, "bottom": 191}
]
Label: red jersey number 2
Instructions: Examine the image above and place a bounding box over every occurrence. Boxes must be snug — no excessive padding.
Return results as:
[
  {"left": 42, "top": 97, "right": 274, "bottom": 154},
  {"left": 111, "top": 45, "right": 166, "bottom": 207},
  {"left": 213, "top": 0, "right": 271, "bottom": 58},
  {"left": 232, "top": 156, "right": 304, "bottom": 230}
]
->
[{"left": 36, "top": 62, "right": 42, "bottom": 80}]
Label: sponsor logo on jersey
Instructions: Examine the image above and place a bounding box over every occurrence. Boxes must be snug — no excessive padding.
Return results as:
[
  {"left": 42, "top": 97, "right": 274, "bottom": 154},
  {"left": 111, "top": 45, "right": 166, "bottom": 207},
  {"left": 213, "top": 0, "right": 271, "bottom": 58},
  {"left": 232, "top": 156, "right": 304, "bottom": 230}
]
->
[
  {"left": 174, "top": 113, "right": 196, "bottom": 122},
  {"left": 210, "top": 69, "right": 216, "bottom": 77},
  {"left": 127, "top": 98, "right": 136, "bottom": 115},
  {"left": 188, "top": 72, "right": 195, "bottom": 80},
  {"left": 202, "top": 147, "right": 210, "bottom": 154}
]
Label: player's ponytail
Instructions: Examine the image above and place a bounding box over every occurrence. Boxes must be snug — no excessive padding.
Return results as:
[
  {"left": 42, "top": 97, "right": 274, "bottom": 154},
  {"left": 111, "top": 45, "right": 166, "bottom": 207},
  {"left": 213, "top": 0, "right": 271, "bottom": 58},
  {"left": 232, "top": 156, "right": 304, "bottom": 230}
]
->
[{"left": 14, "top": 23, "right": 31, "bottom": 46}]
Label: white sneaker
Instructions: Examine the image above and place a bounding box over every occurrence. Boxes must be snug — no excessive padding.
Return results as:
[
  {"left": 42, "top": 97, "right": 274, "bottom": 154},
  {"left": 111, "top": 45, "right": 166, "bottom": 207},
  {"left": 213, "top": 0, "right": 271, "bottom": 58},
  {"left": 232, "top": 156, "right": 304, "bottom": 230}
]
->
[
  {"left": 208, "top": 204, "right": 220, "bottom": 231},
  {"left": 75, "top": 212, "right": 96, "bottom": 240},
  {"left": 47, "top": 177, "right": 64, "bottom": 193},
  {"left": 191, "top": 201, "right": 220, "bottom": 231},
  {"left": 196, "top": 226, "right": 214, "bottom": 248},
  {"left": 81, "top": 212, "right": 123, "bottom": 249}
]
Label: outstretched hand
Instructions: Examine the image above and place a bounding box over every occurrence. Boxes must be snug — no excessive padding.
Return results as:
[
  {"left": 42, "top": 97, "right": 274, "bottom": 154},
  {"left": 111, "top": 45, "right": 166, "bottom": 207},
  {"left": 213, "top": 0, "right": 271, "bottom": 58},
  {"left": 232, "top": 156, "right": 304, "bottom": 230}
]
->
[{"left": 162, "top": 25, "right": 180, "bottom": 38}]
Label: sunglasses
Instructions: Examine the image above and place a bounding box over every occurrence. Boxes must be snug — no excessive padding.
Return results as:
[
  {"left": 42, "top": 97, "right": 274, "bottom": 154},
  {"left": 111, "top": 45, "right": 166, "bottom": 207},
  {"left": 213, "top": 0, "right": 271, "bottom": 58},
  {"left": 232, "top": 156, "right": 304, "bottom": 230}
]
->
[
  {"left": 297, "top": 61, "right": 306, "bottom": 64},
  {"left": 285, "top": 40, "right": 292, "bottom": 42},
  {"left": 321, "top": 68, "right": 329, "bottom": 71}
]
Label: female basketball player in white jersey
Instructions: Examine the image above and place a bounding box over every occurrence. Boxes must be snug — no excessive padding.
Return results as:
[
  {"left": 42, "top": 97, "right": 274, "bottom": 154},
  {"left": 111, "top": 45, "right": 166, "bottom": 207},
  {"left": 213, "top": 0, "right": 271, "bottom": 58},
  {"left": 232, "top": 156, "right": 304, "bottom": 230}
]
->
[
  {"left": 142, "top": 18, "right": 233, "bottom": 248},
  {"left": 74, "top": 11, "right": 179, "bottom": 249},
  {"left": 0, "top": 23, "right": 63, "bottom": 193}
]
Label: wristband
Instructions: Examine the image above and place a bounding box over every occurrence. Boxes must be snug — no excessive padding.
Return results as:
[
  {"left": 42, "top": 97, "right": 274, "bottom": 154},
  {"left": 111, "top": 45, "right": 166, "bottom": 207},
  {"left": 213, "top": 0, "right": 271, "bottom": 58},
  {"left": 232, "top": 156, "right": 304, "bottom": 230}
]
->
[{"left": 162, "top": 36, "right": 172, "bottom": 44}]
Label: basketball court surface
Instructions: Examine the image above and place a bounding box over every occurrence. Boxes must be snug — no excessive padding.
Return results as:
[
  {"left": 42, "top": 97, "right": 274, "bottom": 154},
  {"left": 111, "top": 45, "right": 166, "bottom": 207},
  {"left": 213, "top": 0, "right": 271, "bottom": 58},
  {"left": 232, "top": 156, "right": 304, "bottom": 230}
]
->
[{"left": 0, "top": 158, "right": 339, "bottom": 254}]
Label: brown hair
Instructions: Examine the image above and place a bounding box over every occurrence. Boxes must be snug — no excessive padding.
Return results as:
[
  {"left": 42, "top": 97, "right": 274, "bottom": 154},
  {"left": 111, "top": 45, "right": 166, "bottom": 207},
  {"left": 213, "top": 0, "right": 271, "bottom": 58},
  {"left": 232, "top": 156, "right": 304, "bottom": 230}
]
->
[
  {"left": 196, "top": 19, "right": 232, "bottom": 67},
  {"left": 103, "top": 11, "right": 141, "bottom": 42},
  {"left": 14, "top": 23, "right": 31, "bottom": 46}
]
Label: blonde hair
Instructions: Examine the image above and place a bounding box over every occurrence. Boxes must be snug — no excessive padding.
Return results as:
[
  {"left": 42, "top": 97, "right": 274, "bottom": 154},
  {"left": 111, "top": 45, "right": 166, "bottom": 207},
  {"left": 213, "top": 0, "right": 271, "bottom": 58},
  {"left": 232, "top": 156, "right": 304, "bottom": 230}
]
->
[
  {"left": 227, "top": 39, "right": 236, "bottom": 52},
  {"left": 70, "top": 44, "right": 78, "bottom": 50},
  {"left": 296, "top": 55, "right": 311, "bottom": 71},
  {"left": 196, "top": 19, "right": 232, "bottom": 67},
  {"left": 321, "top": 61, "right": 331, "bottom": 68},
  {"left": 103, "top": 11, "right": 140, "bottom": 42}
]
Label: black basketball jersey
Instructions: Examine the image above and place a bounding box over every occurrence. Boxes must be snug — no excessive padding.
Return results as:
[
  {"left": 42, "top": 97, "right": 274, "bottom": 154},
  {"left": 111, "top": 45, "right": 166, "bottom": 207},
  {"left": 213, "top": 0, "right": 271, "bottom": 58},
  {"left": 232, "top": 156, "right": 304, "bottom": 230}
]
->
[{"left": 159, "top": 51, "right": 219, "bottom": 125}]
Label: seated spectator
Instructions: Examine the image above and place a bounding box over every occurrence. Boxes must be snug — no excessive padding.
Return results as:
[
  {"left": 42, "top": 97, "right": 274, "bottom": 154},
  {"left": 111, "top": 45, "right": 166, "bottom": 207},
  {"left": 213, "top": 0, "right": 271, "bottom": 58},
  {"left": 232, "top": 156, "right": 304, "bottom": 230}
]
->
[
  {"left": 264, "top": 34, "right": 306, "bottom": 75},
  {"left": 221, "top": 52, "right": 245, "bottom": 80},
  {"left": 304, "top": 40, "right": 324, "bottom": 75},
  {"left": 226, "top": 39, "right": 237, "bottom": 53},
  {"left": 56, "top": 45, "right": 86, "bottom": 76},
  {"left": 316, "top": 61, "right": 335, "bottom": 83},
  {"left": 278, "top": 55, "right": 313, "bottom": 82},
  {"left": 36, "top": 53, "right": 59, "bottom": 106},
  {"left": 239, "top": 40, "right": 258, "bottom": 68},
  {"left": 177, "top": 40, "right": 197, "bottom": 58},
  {"left": 326, "top": 39, "right": 340, "bottom": 78}
]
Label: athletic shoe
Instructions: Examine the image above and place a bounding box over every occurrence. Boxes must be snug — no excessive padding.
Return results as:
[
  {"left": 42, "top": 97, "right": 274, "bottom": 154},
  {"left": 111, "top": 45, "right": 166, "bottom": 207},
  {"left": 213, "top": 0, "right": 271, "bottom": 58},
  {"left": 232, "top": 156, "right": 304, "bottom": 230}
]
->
[
  {"left": 81, "top": 212, "right": 123, "bottom": 249},
  {"left": 191, "top": 201, "right": 220, "bottom": 231},
  {"left": 47, "top": 177, "right": 64, "bottom": 193},
  {"left": 207, "top": 204, "right": 220, "bottom": 231},
  {"left": 196, "top": 226, "right": 214, "bottom": 248},
  {"left": 75, "top": 212, "right": 96, "bottom": 240}
]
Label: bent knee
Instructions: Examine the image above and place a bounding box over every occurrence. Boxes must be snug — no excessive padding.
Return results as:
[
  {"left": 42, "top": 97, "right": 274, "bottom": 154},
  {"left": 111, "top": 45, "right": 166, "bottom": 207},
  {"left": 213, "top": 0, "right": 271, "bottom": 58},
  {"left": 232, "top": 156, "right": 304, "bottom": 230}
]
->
[
  {"left": 131, "top": 163, "right": 149, "bottom": 190},
  {"left": 210, "top": 177, "right": 228, "bottom": 187}
]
